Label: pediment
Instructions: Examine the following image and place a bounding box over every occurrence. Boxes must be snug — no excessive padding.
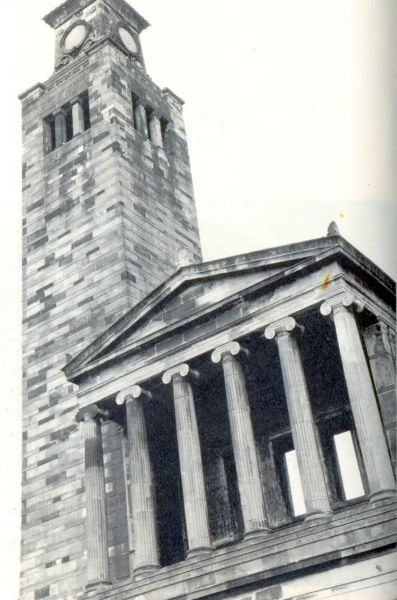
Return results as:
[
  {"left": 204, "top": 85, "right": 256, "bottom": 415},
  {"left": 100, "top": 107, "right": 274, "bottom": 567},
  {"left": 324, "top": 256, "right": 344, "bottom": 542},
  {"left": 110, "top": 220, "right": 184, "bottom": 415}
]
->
[
  {"left": 109, "top": 267, "right": 283, "bottom": 349},
  {"left": 64, "top": 234, "right": 392, "bottom": 381}
]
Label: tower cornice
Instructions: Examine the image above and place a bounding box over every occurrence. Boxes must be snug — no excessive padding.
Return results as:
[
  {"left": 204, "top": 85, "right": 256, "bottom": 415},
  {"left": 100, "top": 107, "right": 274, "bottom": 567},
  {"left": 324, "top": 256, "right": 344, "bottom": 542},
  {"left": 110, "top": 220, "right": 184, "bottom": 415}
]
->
[{"left": 44, "top": 0, "right": 149, "bottom": 33}]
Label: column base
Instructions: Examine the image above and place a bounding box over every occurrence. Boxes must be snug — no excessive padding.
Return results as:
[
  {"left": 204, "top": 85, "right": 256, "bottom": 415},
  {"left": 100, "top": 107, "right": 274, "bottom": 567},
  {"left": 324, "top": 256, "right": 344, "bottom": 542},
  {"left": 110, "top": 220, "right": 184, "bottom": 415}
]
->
[
  {"left": 85, "top": 580, "right": 112, "bottom": 592},
  {"left": 243, "top": 528, "right": 270, "bottom": 541},
  {"left": 187, "top": 546, "right": 214, "bottom": 559},
  {"left": 370, "top": 489, "right": 396, "bottom": 505},
  {"left": 304, "top": 510, "right": 332, "bottom": 524},
  {"left": 134, "top": 564, "right": 160, "bottom": 579}
]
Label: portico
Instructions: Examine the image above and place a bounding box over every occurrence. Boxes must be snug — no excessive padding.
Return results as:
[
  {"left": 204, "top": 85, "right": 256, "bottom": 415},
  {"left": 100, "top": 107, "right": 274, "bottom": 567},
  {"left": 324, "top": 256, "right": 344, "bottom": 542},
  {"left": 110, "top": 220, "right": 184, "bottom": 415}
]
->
[{"left": 64, "top": 235, "right": 396, "bottom": 593}]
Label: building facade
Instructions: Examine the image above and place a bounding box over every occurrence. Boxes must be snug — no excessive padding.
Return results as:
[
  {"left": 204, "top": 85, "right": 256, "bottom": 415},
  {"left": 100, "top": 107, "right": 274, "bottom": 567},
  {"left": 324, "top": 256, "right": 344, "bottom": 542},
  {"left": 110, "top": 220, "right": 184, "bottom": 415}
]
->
[
  {"left": 21, "top": 1, "right": 396, "bottom": 600},
  {"left": 64, "top": 235, "right": 397, "bottom": 600}
]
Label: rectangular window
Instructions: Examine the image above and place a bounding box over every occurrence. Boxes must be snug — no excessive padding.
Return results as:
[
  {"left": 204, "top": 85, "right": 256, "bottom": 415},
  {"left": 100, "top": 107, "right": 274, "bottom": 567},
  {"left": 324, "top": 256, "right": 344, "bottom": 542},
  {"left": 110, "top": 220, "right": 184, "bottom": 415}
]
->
[
  {"left": 43, "top": 91, "right": 90, "bottom": 154},
  {"left": 131, "top": 92, "right": 139, "bottom": 129},
  {"left": 145, "top": 106, "right": 153, "bottom": 141},
  {"left": 284, "top": 450, "right": 306, "bottom": 517},
  {"left": 333, "top": 431, "right": 365, "bottom": 500},
  {"left": 131, "top": 91, "right": 169, "bottom": 150},
  {"left": 272, "top": 433, "right": 306, "bottom": 520},
  {"left": 160, "top": 116, "right": 169, "bottom": 141}
]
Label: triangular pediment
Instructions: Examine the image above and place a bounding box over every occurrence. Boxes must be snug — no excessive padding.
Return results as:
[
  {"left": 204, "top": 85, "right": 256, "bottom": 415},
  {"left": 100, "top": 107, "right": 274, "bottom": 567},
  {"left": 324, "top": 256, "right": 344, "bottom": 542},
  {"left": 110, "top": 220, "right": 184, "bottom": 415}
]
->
[
  {"left": 64, "top": 234, "right": 393, "bottom": 381},
  {"left": 107, "top": 267, "right": 284, "bottom": 348}
]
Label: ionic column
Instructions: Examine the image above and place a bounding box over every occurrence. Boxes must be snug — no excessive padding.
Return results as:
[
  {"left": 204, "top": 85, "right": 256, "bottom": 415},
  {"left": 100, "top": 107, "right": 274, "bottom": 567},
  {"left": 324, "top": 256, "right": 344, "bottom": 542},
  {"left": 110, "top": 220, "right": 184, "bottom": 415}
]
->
[
  {"left": 162, "top": 364, "right": 213, "bottom": 557},
  {"left": 76, "top": 405, "right": 111, "bottom": 590},
  {"left": 321, "top": 293, "right": 396, "bottom": 502},
  {"left": 211, "top": 341, "right": 268, "bottom": 538},
  {"left": 134, "top": 99, "right": 148, "bottom": 137},
  {"left": 148, "top": 112, "right": 163, "bottom": 148},
  {"left": 53, "top": 109, "right": 67, "bottom": 147},
  {"left": 265, "top": 317, "right": 331, "bottom": 520},
  {"left": 116, "top": 386, "right": 160, "bottom": 576},
  {"left": 71, "top": 97, "right": 85, "bottom": 135}
]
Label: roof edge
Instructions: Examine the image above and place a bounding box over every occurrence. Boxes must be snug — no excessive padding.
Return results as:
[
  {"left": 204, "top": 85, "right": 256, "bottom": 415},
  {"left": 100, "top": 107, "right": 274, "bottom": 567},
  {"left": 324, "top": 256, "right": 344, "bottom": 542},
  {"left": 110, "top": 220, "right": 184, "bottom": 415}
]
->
[{"left": 63, "top": 235, "right": 395, "bottom": 381}]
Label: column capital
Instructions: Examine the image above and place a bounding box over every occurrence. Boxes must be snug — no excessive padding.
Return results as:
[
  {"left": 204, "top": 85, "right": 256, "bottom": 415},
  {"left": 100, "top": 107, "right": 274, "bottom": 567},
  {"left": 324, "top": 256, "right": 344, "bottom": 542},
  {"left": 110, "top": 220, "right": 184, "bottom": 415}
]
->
[
  {"left": 70, "top": 96, "right": 83, "bottom": 106},
  {"left": 320, "top": 292, "right": 364, "bottom": 317},
  {"left": 211, "top": 341, "right": 242, "bottom": 363},
  {"left": 162, "top": 363, "right": 198, "bottom": 385},
  {"left": 116, "top": 385, "right": 152, "bottom": 405},
  {"left": 53, "top": 107, "right": 67, "bottom": 117},
  {"left": 264, "top": 316, "right": 296, "bottom": 340},
  {"left": 75, "top": 404, "right": 109, "bottom": 423}
]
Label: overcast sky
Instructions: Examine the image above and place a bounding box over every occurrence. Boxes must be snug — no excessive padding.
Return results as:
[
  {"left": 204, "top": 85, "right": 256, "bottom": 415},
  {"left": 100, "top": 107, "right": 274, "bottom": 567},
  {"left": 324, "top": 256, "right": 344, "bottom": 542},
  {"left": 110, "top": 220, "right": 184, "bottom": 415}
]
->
[{"left": 0, "top": 1, "right": 395, "bottom": 597}]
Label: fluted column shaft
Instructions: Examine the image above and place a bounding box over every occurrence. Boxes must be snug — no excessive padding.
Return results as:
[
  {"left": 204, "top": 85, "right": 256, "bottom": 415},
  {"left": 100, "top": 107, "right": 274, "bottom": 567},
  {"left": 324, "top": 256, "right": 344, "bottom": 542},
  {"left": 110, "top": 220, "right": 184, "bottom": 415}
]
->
[
  {"left": 117, "top": 386, "right": 160, "bottom": 576},
  {"left": 72, "top": 98, "right": 85, "bottom": 135},
  {"left": 163, "top": 365, "right": 212, "bottom": 557},
  {"left": 321, "top": 294, "right": 396, "bottom": 502},
  {"left": 76, "top": 405, "right": 111, "bottom": 589},
  {"left": 149, "top": 112, "right": 163, "bottom": 148},
  {"left": 265, "top": 318, "right": 331, "bottom": 520},
  {"left": 212, "top": 342, "right": 268, "bottom": 538}
]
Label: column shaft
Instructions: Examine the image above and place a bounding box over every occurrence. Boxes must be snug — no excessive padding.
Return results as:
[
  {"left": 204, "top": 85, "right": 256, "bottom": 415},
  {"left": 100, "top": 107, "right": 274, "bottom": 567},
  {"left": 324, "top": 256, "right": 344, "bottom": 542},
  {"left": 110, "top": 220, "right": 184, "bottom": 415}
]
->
[
  {"left": 72, "top": 99, "right": 85, "bottom": 135},
  {"left": 135, "top": 101, "right": 148, "bottom": 137},
  {"left": 126, "top": 398, "right": 160, "bottom": 575},
  {"left": 172, "top": 374, "right": 212, "bottom": 556},
  {"left": 80, "top": 412, "right": 111, "bottom": 588},
  {"left": 275, "top": 331, "right": 331, "bottom": 519},
  {"left": 149, "top": 113, "right": 163, "bottom": 148},
  {"left": 221, "top": 353, "right": 268, "bottom": 537},
  {"left": 332, "top": 305, "right": 395, "bottom": 501}
]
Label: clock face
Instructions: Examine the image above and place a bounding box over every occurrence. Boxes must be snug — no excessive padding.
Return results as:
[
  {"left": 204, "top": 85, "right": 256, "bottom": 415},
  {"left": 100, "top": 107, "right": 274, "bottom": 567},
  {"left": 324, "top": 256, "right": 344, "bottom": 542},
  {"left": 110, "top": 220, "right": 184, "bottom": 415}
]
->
[
  {"left": 118, "top": 25, "right": 138, "bottom": 54},
  {"left": 63, "top": 23, "right": 88, "bottom": 51}
]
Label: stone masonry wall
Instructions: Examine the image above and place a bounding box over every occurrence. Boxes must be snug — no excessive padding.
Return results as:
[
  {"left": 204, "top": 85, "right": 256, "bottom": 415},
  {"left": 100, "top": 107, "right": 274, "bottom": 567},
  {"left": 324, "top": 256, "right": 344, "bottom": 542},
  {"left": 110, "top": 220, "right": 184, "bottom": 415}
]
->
[
  {"left": 21, "top": 38, "right": 201, "bottom": 600},
  {"left": 363, "top": 322, "right": 396, "bottom": 469}
]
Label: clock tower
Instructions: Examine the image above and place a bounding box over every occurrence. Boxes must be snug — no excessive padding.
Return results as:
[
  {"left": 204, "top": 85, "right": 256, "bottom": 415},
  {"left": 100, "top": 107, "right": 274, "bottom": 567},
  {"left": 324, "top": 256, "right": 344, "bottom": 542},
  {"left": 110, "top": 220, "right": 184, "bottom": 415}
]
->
[{"left": 20, "top": 1, "right": 201, "bottom": 598}]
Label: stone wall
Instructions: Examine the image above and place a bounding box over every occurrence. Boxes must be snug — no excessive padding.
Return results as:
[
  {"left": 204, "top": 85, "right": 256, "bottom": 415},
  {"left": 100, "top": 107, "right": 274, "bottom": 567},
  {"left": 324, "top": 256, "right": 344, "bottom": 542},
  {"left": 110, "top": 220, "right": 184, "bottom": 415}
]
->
[
  {"left": 363, "top": 322, "right": 396, "bottom": 468},
  {"left": 21, "top": 36, "right": 200, "bottom": 600}
]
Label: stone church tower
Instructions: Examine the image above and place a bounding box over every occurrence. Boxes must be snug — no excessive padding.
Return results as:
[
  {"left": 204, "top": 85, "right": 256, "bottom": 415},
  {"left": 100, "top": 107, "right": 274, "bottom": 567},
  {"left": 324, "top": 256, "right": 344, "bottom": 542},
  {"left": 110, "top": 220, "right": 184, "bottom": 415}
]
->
[{"left": 20, "top": 1, "right": 201, "bottom": 598}]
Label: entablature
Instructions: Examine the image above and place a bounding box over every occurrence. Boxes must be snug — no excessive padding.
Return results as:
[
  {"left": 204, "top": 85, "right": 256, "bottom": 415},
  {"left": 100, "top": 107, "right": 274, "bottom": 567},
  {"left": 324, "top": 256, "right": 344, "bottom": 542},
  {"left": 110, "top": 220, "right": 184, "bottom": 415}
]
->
[{"left": 71, "top": 267, "right": 394, "bottom": 409}]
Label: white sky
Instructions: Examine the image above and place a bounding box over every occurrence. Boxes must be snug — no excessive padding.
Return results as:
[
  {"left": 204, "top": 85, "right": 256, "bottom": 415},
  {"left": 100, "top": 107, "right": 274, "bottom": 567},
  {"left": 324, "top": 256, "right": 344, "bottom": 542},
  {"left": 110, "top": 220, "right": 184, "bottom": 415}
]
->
[{"left": 0, "top": 1, "right": 395, "bottom": 598}]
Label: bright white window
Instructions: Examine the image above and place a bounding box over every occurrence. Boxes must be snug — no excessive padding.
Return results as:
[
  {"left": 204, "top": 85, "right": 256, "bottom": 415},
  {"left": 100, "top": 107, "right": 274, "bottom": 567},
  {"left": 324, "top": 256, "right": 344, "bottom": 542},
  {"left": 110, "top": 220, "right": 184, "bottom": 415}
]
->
[
  {"left": 285, "top": 450, "right": 306, "bottom": 517},
  {"left": 334, "top": 431, "right": 365, "bottom": 500}
]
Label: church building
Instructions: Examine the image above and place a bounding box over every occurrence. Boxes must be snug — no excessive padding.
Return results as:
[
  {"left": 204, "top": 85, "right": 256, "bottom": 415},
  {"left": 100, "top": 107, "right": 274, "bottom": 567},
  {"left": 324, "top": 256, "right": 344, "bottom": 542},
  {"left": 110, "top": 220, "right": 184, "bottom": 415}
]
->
[{"left": 20, "top": 1, "right": 396, "bottom": 599}]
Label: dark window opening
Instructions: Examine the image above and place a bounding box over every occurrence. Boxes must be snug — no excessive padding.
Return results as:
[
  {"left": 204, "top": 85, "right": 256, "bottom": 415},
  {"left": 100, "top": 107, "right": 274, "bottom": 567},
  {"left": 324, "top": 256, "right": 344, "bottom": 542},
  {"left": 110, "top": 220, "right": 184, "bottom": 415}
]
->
[
  {"left": 160, "top": 117, "right": 169, "bottom": 141},
  {"left": 222, "top": 449, "right": 244, "bottom": 537},
  {"left": 145, "top": 107, "right": 153, "bottom": 141},
  {"left": 65, "top": 110, "right": 73, "bottom": 142},
  {"left": 144, "top": 394, "right": 186, "bottom": 566},
  {"left": 131, "top": 91, "right": 169, "bottom": 150},
  {"left": 131, "top": 92, "right": 138, "bottom": 129},
  {"left": 43, "top": 91, "right": 90, "bottom": 154},
  {"left": 81, "top": 92, "right": 91, "bottom": 130}
]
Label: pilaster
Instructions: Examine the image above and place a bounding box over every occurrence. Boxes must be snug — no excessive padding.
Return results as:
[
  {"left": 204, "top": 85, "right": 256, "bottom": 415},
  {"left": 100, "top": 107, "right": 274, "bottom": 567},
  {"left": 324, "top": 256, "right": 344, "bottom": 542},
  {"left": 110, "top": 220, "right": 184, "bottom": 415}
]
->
[
  {"left": 75, "top": 405, "right": 111, "bottom": 590},
  {"left": 116, "top": 386, "right": 160, "bottom": 577}
]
